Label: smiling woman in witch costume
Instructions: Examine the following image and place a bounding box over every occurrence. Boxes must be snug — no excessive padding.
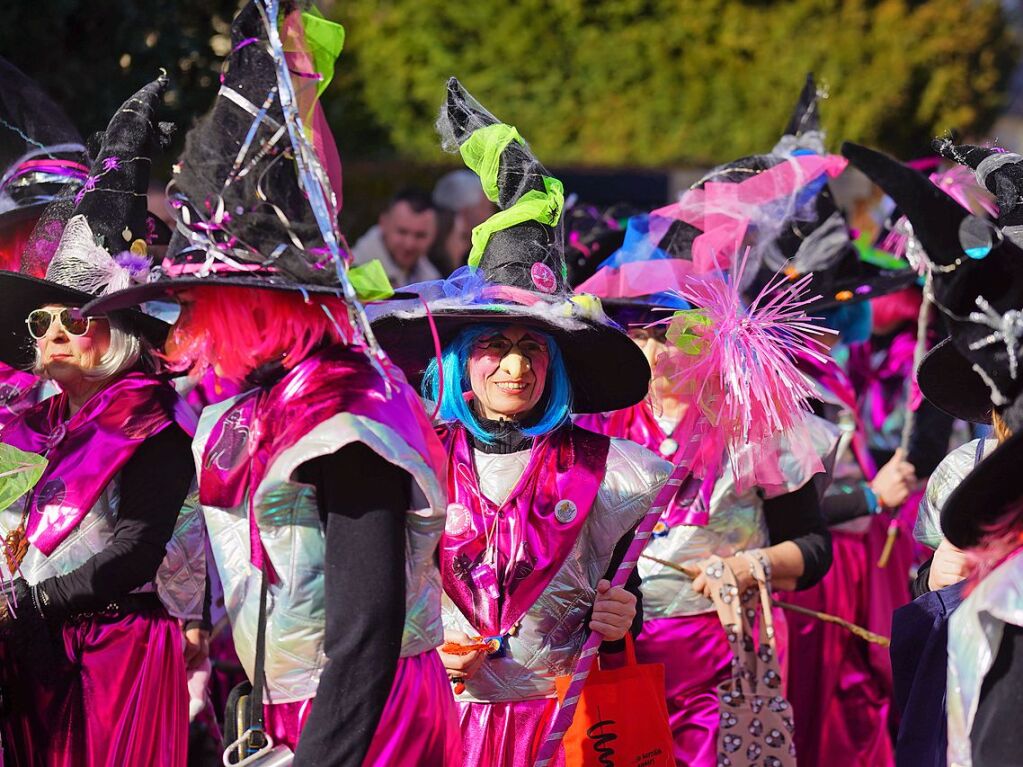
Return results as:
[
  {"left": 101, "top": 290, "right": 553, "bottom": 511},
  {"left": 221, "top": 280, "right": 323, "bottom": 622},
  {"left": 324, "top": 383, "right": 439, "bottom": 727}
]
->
[
  {"left": 372, "top": 79, "right": 669, "bottom": 767},
  {"left": 0, "top": 75, "right": 205, "bottom": 767}
]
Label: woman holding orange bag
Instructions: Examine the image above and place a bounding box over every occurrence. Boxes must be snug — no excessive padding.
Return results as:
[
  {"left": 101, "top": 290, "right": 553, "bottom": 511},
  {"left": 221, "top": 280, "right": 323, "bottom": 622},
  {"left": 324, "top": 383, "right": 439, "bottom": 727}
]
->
[{"left": 372, "top": 79, "right": 671, "bottom": 767}]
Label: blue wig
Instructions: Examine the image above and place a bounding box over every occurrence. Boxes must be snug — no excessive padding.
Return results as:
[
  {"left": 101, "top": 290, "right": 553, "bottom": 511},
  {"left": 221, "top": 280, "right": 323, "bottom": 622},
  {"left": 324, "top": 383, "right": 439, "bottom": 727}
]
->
[{"left": 422, "top": 323, "right": 573, "bottom": 443}]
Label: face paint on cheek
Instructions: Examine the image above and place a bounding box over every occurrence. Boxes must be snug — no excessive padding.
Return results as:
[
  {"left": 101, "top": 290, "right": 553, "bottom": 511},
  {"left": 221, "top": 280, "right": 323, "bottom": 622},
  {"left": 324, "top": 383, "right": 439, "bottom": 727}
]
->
[{"left": 467, "top": 350, "right": 501, "bottom": 401}]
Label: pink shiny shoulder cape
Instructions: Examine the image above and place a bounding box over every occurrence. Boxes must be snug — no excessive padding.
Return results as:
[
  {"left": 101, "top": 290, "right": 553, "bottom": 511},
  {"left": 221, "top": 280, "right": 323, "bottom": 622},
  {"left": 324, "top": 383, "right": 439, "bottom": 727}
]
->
[
  {"left": 199, "top": 345, "right": 446, "bottom": 570},
  {"left": 3, "top": 373, "right": 190, "bottom": 556},
  {"left": 0, "top": 364, "right": 40, "bottom": 428},
  {"left": 440, "top": 424, "right": 610, "bottom": 638}
]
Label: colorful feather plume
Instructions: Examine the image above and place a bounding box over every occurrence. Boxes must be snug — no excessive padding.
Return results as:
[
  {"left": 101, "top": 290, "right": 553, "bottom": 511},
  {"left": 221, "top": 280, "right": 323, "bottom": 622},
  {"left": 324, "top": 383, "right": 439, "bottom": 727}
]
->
[{"left": 653, "top": 250, "right": 830, "bottom": 489}]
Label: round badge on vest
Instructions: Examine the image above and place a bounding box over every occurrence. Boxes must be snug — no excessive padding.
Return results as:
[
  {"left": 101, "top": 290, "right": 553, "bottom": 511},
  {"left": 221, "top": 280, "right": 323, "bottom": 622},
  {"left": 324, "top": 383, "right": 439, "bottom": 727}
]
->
[
  {"left": 659, "top": 437, "right": 679, "bottom": 457},
  {"left": 554, "top": 499, "right": 577, "bottom": 524},
  {"left": 445, "top": 503, "right": 472, "bottom": 536}
]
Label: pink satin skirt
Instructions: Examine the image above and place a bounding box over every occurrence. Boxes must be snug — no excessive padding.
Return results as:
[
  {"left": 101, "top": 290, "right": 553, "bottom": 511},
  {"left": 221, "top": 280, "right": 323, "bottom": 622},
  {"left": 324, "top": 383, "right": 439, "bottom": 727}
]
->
[
  {"left": 635, "top": 613, "right": 733, "bottom": 767},
  {"left": 457, "top": 697, "right": 562, "bottom": 767},
  {"left": 264, "top": 650, "right": 461, "bottom": 766},
  {"left": 785, "top": 515, "right": 914, "bottom": 767},
  {"left": 1, "top": 606, "right": 187, "bottom": 767}
]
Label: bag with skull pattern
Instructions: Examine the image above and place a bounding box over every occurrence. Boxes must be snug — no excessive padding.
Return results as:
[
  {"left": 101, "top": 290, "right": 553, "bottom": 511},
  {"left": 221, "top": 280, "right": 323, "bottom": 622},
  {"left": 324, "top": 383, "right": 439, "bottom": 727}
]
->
[{"left": 706, "top": 552, "right": 796, "bottom": 767}]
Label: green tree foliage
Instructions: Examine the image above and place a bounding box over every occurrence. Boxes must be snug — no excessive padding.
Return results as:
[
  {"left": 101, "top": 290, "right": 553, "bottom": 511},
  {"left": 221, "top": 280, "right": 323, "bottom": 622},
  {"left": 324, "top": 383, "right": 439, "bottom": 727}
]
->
[
  {"left": 0, "top": 0, "right": 242, "bottom": 163},
  {"left": 333, "top": 0, "right": 1017, "bottom": 166}
]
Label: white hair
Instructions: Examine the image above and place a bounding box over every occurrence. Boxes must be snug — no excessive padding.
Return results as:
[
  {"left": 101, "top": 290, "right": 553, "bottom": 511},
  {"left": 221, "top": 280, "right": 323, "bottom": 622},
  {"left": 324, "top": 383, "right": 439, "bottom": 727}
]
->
[{"left": 32, "top": 315, "right": 150, "bottom": 382}]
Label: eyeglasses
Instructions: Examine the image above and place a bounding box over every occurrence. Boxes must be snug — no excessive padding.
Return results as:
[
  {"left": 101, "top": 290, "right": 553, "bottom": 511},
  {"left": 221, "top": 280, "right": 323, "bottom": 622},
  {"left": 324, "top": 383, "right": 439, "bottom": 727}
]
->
[{"left": 25, "top": 308, "right": 92, "bottom": 340}]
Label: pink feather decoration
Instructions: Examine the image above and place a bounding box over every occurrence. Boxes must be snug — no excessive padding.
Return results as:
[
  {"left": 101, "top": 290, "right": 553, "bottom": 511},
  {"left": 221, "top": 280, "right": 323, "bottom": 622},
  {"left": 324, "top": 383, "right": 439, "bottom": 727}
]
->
[{"left": 653, "top": 250, "right": 830, "bottom": 489}]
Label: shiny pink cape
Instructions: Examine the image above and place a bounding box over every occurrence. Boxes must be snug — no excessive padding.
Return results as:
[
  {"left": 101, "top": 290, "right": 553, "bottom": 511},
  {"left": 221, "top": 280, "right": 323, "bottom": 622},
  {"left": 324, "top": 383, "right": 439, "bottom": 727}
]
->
[
  {"left": 797, "top": 353, "right": 877, "bottom": 478},
  {"left": 440, "top": 424, "right": 609, "bottom": 638},
  {"left": 846, "top": 332, "right": 923, "bottom": 436},
  {"left": 199, "top": 345, "right": 446, "bottom": 570},
  {"left": 0, "top": 364, "right": 39, "bottom": 428},
  {"left": 2, "top": 373, "right": 189, "bottom": 555}
]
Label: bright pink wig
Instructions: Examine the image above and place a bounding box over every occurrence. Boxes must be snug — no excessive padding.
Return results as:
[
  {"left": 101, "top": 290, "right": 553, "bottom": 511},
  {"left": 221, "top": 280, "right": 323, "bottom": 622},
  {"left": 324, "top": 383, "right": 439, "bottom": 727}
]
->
[{"left": 165, "top": 286, "right": 353, "bottom": 382}]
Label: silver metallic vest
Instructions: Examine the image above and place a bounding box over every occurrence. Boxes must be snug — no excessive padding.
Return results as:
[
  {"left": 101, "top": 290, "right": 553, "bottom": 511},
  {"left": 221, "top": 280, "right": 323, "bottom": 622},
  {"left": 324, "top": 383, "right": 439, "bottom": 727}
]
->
[
  {"left": 445, "top": 437, "right": 670, "bottom": 703},
  {"left": 947, "top": 552, "right": 1023, "bottom": 767},
  {"left": 194, "top": 395, "right": 448, "bottom": 704},
  {"left": 0, "top": 474, "right": 206, "bottom": 621},
  {"left": 913, "top": 438, "right": 995, "bottom": 550},
  {"left": 639, "top": 414, "right": 839, "bottom": 619}
]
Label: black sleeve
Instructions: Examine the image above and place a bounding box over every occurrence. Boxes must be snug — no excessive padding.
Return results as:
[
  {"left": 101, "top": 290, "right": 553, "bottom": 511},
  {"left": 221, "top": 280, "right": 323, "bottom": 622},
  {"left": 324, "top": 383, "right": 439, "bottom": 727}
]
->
[
  {"left": 907, "top": 399, "right": 955, "bottom": 479},
  {"left": 912, "top": 554, "right": 934, "bottom": 599},
  {"left": 763, "top": 481, "right": 833, "bottom": 590},
  {"left": 593, "top": 528, "right": 644, "bottom": 653},
  {"left": 820, "top": 479, "right": 872, "bottom": 525},
  {"left": 186, "top": 566, "right": 214, "bottom": 632},
  {"left": 37, "top": 424, "right": 194, "bottom": 621},
  {"left": 971, "top": 623, "right": 1023, "bottom": 766},
  {"left": 292, "top": 442, "right": 410, "bottom": 767}
]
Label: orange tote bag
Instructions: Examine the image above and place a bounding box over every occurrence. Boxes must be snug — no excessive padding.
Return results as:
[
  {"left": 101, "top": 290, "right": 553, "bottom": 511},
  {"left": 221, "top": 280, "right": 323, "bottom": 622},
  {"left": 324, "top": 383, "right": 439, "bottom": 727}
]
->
[{"left": 554, "top": 635, "right": 675, "bottom": 767}]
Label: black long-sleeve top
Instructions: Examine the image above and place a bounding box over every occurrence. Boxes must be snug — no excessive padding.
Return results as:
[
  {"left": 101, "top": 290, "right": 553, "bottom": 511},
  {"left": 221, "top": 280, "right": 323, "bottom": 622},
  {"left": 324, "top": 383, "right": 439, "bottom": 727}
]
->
[
  {"left": 36, "top": 424, "right": 195, "bottom": 621},
  {"left": 292, "top": 442, "right": 410, "bottom": 767},
  {"left": 763, "top": 480, "right": 833, "bottom": 590},
  {"left": 970, "top": 623, "right": 1023, "bottom": 765}
]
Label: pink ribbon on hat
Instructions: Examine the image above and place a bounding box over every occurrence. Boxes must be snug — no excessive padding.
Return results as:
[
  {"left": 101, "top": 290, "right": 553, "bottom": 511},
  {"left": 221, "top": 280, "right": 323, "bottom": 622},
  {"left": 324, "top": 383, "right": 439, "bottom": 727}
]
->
[{"left": 656, "top": 153, "right": 849, "bottom": 275}]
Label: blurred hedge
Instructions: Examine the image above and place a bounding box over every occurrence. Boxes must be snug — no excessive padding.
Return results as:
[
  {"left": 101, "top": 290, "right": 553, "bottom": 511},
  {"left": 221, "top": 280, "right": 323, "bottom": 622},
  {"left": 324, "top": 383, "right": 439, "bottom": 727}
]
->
[{"left": 329, "top": 0, "right": 1017, "bottom": 166}]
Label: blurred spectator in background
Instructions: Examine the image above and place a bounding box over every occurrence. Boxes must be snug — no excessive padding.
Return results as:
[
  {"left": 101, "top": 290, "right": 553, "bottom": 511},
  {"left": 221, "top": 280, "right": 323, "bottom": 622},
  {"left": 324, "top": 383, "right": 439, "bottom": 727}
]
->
[
  {"left": 352, "top": 187, "right": 440, "bottom": 287},
  {"left": 428, "top": 169, "right": 495, "bottom": 275}
]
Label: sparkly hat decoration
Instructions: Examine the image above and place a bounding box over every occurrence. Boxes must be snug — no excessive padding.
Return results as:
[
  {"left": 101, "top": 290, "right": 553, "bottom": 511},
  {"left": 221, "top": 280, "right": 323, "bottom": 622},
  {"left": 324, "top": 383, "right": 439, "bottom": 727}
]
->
[
  {"left": 83, "top": 0, "right": 395, "bottom": 367},
  {"left": 563, "top": 201, "right": 638, "bottom": 289},
  {"left": 0, "top": 74, "right": 173, "bottom": 369},
  {"left": 372, "top": 77, "right": 650, "bottom": 413},
  {"left": 873, "top": 160, "right": 998, "bottom": 424},
  {"left": 0, "top": 57, "right": 89, "bottom": 232},
  {"left": 843, "top": 140, "right": 1023, "bottom": 547},
  {"left": 654, "top": 74, "right": 915, "bottom": 310}
]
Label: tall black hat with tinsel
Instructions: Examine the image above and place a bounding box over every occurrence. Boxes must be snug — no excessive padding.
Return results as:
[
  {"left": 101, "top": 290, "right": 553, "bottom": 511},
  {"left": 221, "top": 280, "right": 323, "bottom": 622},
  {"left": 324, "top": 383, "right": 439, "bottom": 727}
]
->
[
  {"left": 689, "top": 74, "right": 915, "bottom": 310},
  {"left": 371, "top": 78, "right": 650, "bottom": 413},
  {"left": 0, "top": 74, "right": 173, "bottom": 369},
  {"left": 83, "top": 0, "right": 388, "bottom": 318},
  {"left": 843, "top": 140, "right": 1023, "bottom": 547},
  {"left": 0, "top": 57, "right": 89, "bottom": 230}
]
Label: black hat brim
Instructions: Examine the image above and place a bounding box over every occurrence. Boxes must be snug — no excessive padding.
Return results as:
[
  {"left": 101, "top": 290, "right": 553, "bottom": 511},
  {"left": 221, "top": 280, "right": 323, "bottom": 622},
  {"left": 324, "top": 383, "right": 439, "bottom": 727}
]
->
[
  {"left": 599, "top": 297, "right": 684, "bottom": 328},
  {"left": 0, "top": 272, "right": 169, "bottom": 369},
  {"left": 941, "top": 428, "right": 1023, "bottom": 548},
  {"left": 82, "top": 275, "right": 412, "bottom": 317},
  {"left": 917, "top": 338, "right": 992, "bottom": 424},
  {"left": 806, "top": 268, "right": 920, "bottom": 312},
  {"left": 371, "top": 306, "right": 651, "bottom": 414}
]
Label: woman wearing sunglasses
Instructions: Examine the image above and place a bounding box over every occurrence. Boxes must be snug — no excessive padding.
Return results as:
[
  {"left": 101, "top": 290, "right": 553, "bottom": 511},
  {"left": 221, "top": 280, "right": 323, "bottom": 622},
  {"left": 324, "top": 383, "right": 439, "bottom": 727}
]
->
[{"left": 0, "top": 75, "right": 205, "bottom": 767}]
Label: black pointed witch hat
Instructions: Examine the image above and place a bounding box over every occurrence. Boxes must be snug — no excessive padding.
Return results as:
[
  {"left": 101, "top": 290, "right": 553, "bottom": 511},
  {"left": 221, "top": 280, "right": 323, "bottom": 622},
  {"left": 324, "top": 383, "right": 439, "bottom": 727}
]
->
[
  {"left": 0, "top": 74, "right": 173, "bottom": 369},
  {"left": 691, "top": 75, "right": 915, "bottom": 311},
  {"left": 777, "top": 72, "right": 825, "bottom": 155},
  {"left": 371, "top": 77, "right": 650, "bottom": 413},
  {"left": 933, "top": 139, "right": 1023, "bottom": 230},
  {"left": 82, "top": 0, "right": 375, "bottom": 316},
  {"left": 843, "top": 141, "right": 1023, "bottom": 547},
  {"left": 0, "top": 57, "right": 89, "bottom": 230}
]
